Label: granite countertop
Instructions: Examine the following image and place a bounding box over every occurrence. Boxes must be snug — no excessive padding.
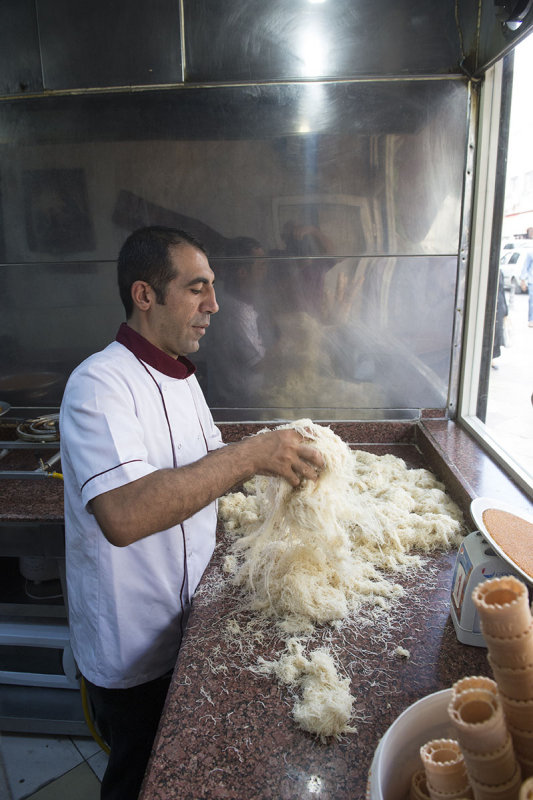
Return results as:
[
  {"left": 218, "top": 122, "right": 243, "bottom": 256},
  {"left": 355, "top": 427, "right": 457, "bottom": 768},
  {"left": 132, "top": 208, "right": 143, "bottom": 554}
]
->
[
  {"left": 138, "top": 428, "right": 517, "bottom": 800},
  {"left": 0, "top": 418, "right": 63, "bottom": 523},
  {"left": 0, "top": 479, "right": 64, "bottom": 523},
  {"left": 139, "top": 540, "right": 491, "bottom": 800},
  {"left": 1, "top": 416, "right": 531, "bottom": 796}
]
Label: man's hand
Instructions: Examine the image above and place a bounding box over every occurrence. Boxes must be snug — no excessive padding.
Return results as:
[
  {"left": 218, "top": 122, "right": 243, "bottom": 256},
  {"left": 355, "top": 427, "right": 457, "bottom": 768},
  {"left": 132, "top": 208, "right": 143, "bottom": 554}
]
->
[{"left": 239, "top": 429, "right": 325, "bottom": 487}]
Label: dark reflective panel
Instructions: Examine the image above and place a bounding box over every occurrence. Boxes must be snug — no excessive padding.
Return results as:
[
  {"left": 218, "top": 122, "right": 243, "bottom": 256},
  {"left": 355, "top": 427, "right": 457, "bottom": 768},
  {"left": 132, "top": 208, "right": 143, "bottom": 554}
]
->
[
  {"left": 0, "top": 262, "right": 123, "bottom": 406},
  {"left": 37, "top": 0, "right": 182, "bottom": 90},
  {"left": 0, "top": 80, "right": 467, "bottom": 265},
  {"left": 0, "top": 0, "right": 42, "bottom": 95},
  {"left": 0, "top": 81, "right": 466, "bottom": 143},
  {"left": 184, "top": 0, "right": 460, "bottom": 81},
  {"left": 203, "top": 255, "right": 456, "bottom": 411},
  {"left": 0, "top": 76, "right": 467, "bottom": 412}
]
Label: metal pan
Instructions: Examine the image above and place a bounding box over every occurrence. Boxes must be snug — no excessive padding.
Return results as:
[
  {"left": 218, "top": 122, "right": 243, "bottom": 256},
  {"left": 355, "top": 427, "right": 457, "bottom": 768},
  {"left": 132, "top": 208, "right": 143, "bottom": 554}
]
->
[{"left": 0, "top": 400, "right": 11, "bottom": 417}]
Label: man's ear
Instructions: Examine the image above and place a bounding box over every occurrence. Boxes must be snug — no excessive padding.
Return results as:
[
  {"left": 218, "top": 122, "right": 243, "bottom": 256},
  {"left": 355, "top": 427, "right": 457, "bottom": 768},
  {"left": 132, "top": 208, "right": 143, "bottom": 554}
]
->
[{"left": 131, "top": 281, "right": 153, "bottom": 312}]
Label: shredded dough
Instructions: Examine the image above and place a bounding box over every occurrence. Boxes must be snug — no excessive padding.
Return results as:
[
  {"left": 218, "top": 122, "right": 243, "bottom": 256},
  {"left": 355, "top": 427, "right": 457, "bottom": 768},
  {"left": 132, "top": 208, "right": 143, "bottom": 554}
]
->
[
  {"left": 218, "top": 419, "right": 465, "bottom": 739},
  {"left": 255, "top": 638, "right": 355, "bottom": 741},
  {"left": 394, "top": 646, "right": 411, "bottom": 659}
]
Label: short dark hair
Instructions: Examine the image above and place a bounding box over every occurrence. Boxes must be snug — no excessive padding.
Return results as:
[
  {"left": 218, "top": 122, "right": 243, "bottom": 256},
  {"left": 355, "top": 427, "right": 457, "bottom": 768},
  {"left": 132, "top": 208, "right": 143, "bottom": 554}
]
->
[
  {"left": 117, "top": 226, "right": 207, "bottom": 318},
  {"left": 221, "top": 236, "right": 263, "bottom": 292}
]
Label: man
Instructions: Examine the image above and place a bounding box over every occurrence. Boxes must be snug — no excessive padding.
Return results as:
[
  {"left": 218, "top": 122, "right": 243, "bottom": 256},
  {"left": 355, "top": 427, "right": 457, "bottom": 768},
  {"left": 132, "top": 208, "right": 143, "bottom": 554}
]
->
[
  {"left": 59, "top": 226, "right": 323, "bottom": 800},
  {"left": 209, "top": 236, "right": 268, "bottom": 405},
  {"left": 519, "top": 249, "right": 533, "bottom": 327}
]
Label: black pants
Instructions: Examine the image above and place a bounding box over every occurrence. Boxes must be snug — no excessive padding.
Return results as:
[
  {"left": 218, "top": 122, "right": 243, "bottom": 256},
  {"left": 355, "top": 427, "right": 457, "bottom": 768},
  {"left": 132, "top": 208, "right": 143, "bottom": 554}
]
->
[{"left": 84, "top": 671, "right": 173, "bottom": 800}]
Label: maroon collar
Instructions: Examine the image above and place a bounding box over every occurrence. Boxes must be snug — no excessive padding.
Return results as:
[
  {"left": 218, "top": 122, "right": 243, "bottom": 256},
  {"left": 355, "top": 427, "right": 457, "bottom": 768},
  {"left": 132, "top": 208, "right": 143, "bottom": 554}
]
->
[{"left": 116, "top": 323, "right": 196, "bottom": 380}]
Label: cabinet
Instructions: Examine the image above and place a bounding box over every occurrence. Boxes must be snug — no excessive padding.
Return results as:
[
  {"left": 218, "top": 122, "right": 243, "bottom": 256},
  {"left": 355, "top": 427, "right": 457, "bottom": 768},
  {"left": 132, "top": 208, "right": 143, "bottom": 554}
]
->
[{"left": 0, "top": 541, "right": 87, "bottom": 734}]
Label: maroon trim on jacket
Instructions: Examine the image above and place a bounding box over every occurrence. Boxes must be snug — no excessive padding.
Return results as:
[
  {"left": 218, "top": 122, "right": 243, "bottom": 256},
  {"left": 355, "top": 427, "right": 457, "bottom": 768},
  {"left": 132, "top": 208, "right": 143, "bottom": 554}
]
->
[
  {"left": 134, "top": 358, "right": 178, "bottom": 468},
  {"left": 116, "top": 323, "right": 196, "bottom": 380},
  {"left": 80, "top": 459, "right": 143, "bottom": 491}
]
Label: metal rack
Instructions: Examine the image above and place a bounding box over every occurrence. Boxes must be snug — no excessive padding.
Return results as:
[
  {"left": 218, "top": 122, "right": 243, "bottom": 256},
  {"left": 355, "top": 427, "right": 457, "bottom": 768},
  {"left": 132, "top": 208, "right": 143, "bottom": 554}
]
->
[{"left": 0, "top": 413, "right": 61, "bottom": 480}]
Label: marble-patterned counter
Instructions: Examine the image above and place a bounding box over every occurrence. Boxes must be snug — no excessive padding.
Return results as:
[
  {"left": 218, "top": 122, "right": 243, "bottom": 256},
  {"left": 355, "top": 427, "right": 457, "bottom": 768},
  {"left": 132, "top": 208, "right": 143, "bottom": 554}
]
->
[
  {"left": 140, "top": 545, "right": 486, "bottom": 800},
  {"left": 1, "top": 416, "right": 531, "bottom": 796},
  {"left": 139, "top": 428, "right": 531, "bottom": 800},
  {"left": 0, "top": 417, "right": 63, "bottom": 524}
]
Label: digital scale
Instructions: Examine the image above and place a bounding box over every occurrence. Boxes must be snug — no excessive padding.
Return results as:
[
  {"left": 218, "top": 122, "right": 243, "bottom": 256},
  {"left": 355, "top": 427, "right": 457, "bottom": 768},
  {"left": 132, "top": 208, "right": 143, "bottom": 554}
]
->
[{"left": 450, "top": 498, "right": 533, "bottom": 647}]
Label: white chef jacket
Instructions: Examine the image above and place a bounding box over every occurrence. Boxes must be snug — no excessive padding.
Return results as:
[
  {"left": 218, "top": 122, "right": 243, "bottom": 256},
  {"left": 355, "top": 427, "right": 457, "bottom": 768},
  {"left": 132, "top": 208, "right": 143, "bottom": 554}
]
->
[{"left": 60, "top": 324, "right": 223, "bottom": 689}]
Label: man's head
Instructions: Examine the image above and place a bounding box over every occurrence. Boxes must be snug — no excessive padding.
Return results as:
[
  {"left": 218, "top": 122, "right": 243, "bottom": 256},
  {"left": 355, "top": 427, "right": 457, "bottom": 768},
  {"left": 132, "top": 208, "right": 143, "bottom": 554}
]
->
[
  {"left": 118, "top": 226, "right": 218, "bottom": 357},
  {"left": 222, "top": 236, "right": 266, "bottom": 297},
  {"left": 118, "top": 226, "right": 208, "bottom": 318}
]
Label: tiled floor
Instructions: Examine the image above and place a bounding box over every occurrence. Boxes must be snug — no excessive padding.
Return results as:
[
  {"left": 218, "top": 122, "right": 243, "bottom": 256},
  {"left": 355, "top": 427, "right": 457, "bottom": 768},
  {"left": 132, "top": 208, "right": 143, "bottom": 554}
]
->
[{"left": 0, "top": 731, "right": 107, "bottom": 800}]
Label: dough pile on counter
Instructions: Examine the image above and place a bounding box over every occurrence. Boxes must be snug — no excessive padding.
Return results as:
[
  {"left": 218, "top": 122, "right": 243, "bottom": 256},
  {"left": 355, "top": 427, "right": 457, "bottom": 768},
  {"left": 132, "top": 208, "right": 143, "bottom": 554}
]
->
[{"left": 218, "top": 419, "right": 466, "bottom": 740}]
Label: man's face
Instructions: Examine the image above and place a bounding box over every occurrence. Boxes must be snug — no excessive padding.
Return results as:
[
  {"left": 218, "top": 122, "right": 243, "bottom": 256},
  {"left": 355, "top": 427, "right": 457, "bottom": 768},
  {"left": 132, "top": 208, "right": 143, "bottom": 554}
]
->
[{"left": 148, "top": 244, "right": 218, "bottom": 357}]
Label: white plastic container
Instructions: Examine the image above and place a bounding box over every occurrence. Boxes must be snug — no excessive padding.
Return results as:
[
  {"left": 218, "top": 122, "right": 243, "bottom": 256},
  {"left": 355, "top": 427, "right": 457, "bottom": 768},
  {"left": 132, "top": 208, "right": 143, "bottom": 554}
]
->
[{"left": 367, "top": 690, "right": 454, "bottom": 800}]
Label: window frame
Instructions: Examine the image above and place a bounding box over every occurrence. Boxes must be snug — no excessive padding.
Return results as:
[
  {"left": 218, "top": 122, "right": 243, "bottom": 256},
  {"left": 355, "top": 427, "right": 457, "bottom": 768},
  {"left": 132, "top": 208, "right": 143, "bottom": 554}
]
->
[{"left": 458, "top": 56, "right": 533, "bottom": 498}]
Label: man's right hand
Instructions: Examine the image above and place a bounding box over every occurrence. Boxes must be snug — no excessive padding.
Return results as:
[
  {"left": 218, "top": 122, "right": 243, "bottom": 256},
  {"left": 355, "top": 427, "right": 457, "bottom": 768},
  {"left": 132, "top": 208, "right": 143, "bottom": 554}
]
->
[{"left": 239, "top": 429, "right": 325, "bottom": 488}]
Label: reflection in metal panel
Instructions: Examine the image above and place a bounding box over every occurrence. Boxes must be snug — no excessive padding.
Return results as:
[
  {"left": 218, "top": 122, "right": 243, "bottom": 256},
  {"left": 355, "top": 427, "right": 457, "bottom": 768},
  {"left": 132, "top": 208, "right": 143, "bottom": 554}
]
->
[
  {"left": 0, "top": 0, "right": 42, "bottom": 96},
  {"left": 0, "top": 81, "right": 466, "bottom": 144},
  {"left": 0, "top": 262, "right": 123, "bottom": 406},
  {"left": 204, "top": 255, "right": 456, "bottom": 413},
  {"left": 0, "top": 81, "right": 467, "bottom": 263},
  {"left": 0, "top": 78, "right": 468, "bottom": 412},
  {"left": 184, "top": 0, "right": 461, "bottom": 80},
  {"left": 0, "top": 253, "right": 455, "bottom": 413},
  {"left": 37, "top": 0, "right": 182, "bottom": 90}
]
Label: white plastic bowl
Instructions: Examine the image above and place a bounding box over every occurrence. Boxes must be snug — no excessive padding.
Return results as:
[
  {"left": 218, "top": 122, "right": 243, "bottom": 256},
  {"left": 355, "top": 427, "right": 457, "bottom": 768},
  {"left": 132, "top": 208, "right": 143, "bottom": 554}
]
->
[{"left": 367, "top": 689, "right": 454, "bottom": 800}]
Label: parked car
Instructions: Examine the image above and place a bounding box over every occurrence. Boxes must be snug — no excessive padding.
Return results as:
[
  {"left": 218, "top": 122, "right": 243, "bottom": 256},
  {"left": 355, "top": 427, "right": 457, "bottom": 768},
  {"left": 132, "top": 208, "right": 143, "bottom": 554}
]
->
[
  {"left": 500, "top": 238, "right": 533, "bottom": 255},
  {"left": 500, "top": 248, "right": 531, "bottom": 293}
]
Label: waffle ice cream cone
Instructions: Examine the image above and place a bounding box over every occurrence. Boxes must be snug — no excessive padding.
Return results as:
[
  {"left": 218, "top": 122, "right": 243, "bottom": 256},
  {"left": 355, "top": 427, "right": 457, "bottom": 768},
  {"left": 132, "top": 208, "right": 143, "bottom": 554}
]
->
[
  {"left": 520, "top": 773, "right": 533, "bottom": 791},
  {"left": 461, "top": 733, "right": 517, "bottom": 784},
  {"left": 452, "top": 676, "right": 499, "bottom": 699},
  {"left": 489, "top": 656, "right": 533, "bottom": 702},
  {"left": 500, "top": 694, "right": 533, "bottom": 732},
  {"left": 508, "top": 723, "right": 533, "bottom": 759},
  {"left": 448, "top": 689, "right": 508, "bottom": 754},
  {"left": 484, "top": 624, "right": 533, "bottom": 670},
  {"left": 420, "top": 739, "right": 469, "bottom": 794},
  {"left": 518, "top": 752, "right": 533, "bottom": 779},
  {"left": 468, "top": 764, "right": 522, "bottom": 800},
  {"left": 410, "top": 768, "right": 431, "bottom": 800},
  {"left": 472, "top": 577, "right": 531, "bottom": 639}
]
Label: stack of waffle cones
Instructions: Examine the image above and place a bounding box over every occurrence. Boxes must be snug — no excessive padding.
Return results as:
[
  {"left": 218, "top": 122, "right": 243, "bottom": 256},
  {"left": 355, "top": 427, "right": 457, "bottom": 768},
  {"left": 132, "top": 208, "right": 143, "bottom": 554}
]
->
[
  {"left": 448, "top": 677, "right": 521, "bottom": 798},
  {"left": 410, "top": 576, "right": 533, "bottom": 800},
  {"left": 473, "top": 576, "right": 533, "bottom": 781}
]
